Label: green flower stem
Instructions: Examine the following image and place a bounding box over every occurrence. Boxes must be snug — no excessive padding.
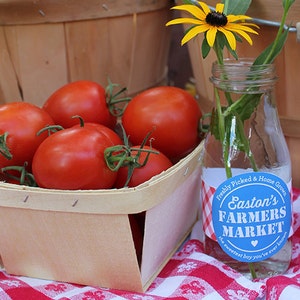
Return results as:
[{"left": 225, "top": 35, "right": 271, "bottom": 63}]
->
[
  {"left": 213, "top": 41, "right": 233, "bottom": 179},
  {"left": 249, "top": 262, "right": 257, "bottom": 279},
  {"left": 214, "top": 87, "right": 232, "bottom": 179},
  {"left": 258, "top": 0, "right": 292, "bottom": 65},
  {"left": 223, "top": 94, "right": 250, "bottom": 117},
  {"left": 214, "top": 39, "right": 224, "bottom": 65},
  {"left": 235, "top": 115, "right": 258, "bottom": 171}
]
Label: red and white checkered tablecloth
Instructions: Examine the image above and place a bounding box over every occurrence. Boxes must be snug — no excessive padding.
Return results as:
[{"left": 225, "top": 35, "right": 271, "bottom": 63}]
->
[{"left": 1, "top": 189, "right": 300, "bottom": 300}]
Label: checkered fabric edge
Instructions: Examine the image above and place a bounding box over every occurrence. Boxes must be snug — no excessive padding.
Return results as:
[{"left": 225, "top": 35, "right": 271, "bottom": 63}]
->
[{"left": 201, "top": 179, "right": 217, "bottom": 241}]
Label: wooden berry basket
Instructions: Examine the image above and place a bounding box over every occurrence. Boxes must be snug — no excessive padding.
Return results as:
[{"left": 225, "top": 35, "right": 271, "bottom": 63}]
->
[
  {"left": 0, "top": 0, "right": 171, "bottom": 106},
  {"left": 0, "top": 142, "right": 203, "bottom": 293},
  {"left": 179, "top": 0, "right": 300, "bottom": 187},
  {"left": 0, "top": 1, "right": 203, "bottom": 292}
]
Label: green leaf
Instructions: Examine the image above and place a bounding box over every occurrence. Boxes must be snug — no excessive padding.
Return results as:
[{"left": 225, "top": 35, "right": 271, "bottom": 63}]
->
[
  {"left": 223, "top": 0, "right": 252, "bottom": 15},
  {"left": 253, "top": 27, "right": 289, "bottom": 65},
  {"left": 233, "top": 93, "right": 262, "bottom": 121},
  {"left": 213, "top": 111, "right": 248, "bottom": 158},
  {"left": 209, "top": 108, "right": 221, "bottom": 140},
  {"left": 201, "top": 38, "right": 211, "bottom": 59},
  {"left": 283, "top": 0, "right": 295, "bottom": 11},
  {"left": 215, "top": 31, "right": 226, "bottom": 51},
  {"left": 214, "top": 31, "right": 238, "bottom": 59}
]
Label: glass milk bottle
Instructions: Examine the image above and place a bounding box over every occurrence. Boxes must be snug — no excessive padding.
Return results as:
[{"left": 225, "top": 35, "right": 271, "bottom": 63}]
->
[{"left": 201, "top": 58, "right": 292, "bottom": 279}]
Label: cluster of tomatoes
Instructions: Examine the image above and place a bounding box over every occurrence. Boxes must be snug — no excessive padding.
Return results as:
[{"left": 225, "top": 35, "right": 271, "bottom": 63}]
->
[{"left": 0, "top": 80, "right": 202, "bottom": 190}]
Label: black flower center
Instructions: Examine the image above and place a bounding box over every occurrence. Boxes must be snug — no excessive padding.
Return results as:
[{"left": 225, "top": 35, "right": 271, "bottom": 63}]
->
[{"left": 206, "top": 11, "right": 228, "bottom": 26}]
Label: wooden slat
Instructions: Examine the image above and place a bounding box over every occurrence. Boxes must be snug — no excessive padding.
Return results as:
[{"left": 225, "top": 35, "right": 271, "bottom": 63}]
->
[
  {"left": 0, "top": 0, "right": 171, "bottom": 25},
  {"left": 65, "top": 9, "right": 171, "bottom": 96},
  {"left": 0, "top": 26, "right": 22, "bottom": 103},
  {"left": 285, "top": 136, "right": 300, "bottom": 188},
  {"left": 0, "top": 208, "right": 143, "bottom": 291},
  {"left": 4, "top": 23, "right": 69, "bottom": 106},
  {"left": 1, "top": 2, "right": 171, "bottom": 104},
  {"left": 280, "top": 116, "right": 300, "bottom": 138}
]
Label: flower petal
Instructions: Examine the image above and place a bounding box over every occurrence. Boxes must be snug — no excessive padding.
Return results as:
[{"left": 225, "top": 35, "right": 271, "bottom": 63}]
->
[
  {"left": 218, "top": 28, "right": 237, "bottom": 50},
  {"left": 170, "top": 4, "right": 206, "bottom": 20},
  {"left": 206, "top": 27, "right": 218, "bottom": 47},
  {"left": 227, "top": 14, "right": 252, "bottom": 22},
  {"left": 215, "top": 3, "right": 224, "bottom": 13},
  {"left": 227, "top": 28, "right": 255, "bottom": 45},
  {"left": 181, "top": 24, "right": 211, "bottom": 45},
  {"left": 198, "top": 1, "right": 211, "bottom": 15},
  {"left": 227, "top": 23, "right": 259, "bottom": 35},
  {"left": 238, "top": 22, "right": 260, "bottom": 29},
  {"left": 166, "top": 17, "right": 203, "bottom": 26}
]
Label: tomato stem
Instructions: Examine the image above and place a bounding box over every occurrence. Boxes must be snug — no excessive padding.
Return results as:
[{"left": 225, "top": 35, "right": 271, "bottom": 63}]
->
[
  {"left": 0, "top": 132, "right": 13, "bottom": 160},
  {"left": 1, "top": 162, "right": 38, "bottom": 187},
  {"left": 37, "top": 124, "right": 64, "bottom": 136},
  {"left": 105, "top": 78, "right": 131, "bottom": 117},
  {"left": 104, "top": 127, "right": 159, "bottom": 187},
  {"left": 71, "top": 115, "right": 85, "bottom": 127},
  {"left": 104, "top": 145, "right": 159, "bottom": 172}
]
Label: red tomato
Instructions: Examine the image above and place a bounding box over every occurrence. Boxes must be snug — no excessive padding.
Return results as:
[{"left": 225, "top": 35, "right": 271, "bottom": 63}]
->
[
  {"left": 72, "top": 122, "right": 123, "bottom": 146},
  {"left": 114, "top": 145, "right": 173, "bottom": 188},
  {"left": 121, "top": 86, "right": 202, "bottom": 162},
  {"left": 0, "top": 102, "right": 54, "bottom": 170},
  {"left": 32, "top": 126, "right": 118, "bottom": 190},
  {"left": 43, "top": 80, "right": 116, "bottom": 129}
]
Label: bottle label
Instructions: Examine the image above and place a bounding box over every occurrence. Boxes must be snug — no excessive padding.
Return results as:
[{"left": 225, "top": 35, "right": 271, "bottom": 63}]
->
[{"left": 207, "top": 172, "right": 292, "bottom": 262}]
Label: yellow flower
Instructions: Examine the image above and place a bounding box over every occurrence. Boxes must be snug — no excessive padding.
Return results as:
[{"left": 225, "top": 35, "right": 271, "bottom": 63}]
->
[{"left": 166, "top": 1, "right": 258, "bottom": 50}]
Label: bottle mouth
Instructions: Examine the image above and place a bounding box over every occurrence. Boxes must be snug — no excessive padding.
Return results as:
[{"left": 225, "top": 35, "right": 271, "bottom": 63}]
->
[{"left": 210, "top": 58, "right": 278, "bottom": 93}]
